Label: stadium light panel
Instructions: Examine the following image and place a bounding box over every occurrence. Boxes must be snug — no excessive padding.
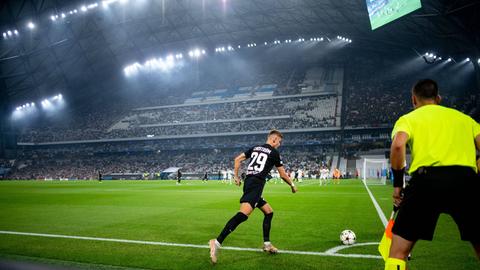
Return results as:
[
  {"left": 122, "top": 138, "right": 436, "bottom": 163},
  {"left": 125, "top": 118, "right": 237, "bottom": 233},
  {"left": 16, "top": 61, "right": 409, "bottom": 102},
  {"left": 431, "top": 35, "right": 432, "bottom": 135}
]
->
[
  {"left": 51, "top": 15, "right": 56, "bottom": 21},
  {"left": 14, "top": 30, "right": 18, "bottom": 35},
  {"left": 7, "top": 30, "right": 12, "bottom": 36},
  {"left": 466, "top": 58, "right": 470, "bottom": 61},
  {"left": 81, "top": 5, "right": 88, "bottom": 12},
  {"left": 2, "top": 33, "right": 7, "bottom": 39},
  {"left": 27, "top": 22, "right": 35, "bottom": 29},
  {"left": 74, "top": 9, "right": 78, "bottom": 13}
]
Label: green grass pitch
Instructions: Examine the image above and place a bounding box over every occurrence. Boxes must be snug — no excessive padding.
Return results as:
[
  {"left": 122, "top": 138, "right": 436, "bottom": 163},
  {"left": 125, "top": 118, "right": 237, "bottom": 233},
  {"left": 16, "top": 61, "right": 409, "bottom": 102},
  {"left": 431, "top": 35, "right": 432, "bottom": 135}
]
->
[{"left": 0, "top": 180, "right": 478, "bottom": 269}]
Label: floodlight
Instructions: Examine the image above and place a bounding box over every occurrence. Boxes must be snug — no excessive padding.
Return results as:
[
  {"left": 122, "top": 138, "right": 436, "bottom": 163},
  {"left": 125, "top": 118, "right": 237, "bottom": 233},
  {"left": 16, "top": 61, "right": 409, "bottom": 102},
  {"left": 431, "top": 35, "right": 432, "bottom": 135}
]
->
[{"left": 27, "top": 22, "right": 35, "bottom": 29}]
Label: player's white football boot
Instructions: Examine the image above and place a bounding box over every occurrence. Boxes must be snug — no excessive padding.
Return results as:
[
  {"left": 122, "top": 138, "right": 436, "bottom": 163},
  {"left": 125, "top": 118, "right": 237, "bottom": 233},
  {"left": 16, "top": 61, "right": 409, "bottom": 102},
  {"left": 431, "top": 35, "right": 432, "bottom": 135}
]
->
[
  {"left": 209, "top": 239, "right": 220, "bottom": 264},
  {"left": 262, "top": 243, "right": 278, "bottom": 254}
]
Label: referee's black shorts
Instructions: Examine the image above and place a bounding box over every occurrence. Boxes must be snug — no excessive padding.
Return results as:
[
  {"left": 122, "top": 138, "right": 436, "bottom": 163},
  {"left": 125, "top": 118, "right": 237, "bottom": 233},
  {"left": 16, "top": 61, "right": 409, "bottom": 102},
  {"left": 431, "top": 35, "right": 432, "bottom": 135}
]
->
[
  {"left": 240, "top": 176, "right": 267, "bottom": 209},
  {"left": 392, "top": 166, "right": 480, "bottom": 243}
]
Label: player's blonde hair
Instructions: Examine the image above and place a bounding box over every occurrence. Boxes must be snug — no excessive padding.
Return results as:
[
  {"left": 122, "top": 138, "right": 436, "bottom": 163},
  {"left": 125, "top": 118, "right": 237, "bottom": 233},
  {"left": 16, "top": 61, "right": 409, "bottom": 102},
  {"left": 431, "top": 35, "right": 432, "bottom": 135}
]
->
[{"left": 268, "top": 129, "right": 283, "bottom": 139}]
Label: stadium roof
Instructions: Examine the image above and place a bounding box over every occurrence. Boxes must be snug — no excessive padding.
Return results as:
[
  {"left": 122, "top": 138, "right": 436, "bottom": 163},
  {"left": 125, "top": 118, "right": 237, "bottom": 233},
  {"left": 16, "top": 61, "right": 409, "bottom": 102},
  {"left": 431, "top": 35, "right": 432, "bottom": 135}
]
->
[{"left": 0, "top": 0, "right": 479, "bottom": 106}]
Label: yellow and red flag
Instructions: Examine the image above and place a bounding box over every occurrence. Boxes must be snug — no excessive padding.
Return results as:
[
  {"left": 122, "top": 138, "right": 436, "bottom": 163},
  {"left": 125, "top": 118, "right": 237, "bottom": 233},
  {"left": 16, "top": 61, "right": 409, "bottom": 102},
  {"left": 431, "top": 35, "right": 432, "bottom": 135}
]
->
[{"left": 378, "top": 208, "right": 397, "bottom": 261}]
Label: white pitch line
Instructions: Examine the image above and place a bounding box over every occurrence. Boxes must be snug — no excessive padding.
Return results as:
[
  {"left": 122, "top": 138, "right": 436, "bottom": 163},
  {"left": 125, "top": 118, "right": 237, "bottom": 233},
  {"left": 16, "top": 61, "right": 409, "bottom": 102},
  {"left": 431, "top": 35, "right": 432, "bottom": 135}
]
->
[
  {"left": 325, "top": 242, "right": 379, "bottom": 254},
  {"left": 0, "top": 230, "right": 381, "bottom": 260},
  {"left": 361, "top": 180, "right": 388, "bottom": 227}
]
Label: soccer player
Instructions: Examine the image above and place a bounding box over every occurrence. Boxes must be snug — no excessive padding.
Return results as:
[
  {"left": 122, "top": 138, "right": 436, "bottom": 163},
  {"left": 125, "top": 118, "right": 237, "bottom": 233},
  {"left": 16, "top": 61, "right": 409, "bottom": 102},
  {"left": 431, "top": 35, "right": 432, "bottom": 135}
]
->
[
  {"left": 209, "top": 130, "right": 297, "bottom": 264},
  {"left": 319, "top": 166, "right": 328, "bottom": 186},
  {"left": 386, "top": 79, "right": 480, "bottom": 270},
  {"left": 333, "top": 168, "right": 340, "bottom": 184},
  {"left": 297, "top": 168, "right": 303, "bottom": 183},
  {"left": 202, "top": 171, "right": 208, "bottom": 183},
  {"left": 176, "top": 169, "right": 182, "bottom": 185}
]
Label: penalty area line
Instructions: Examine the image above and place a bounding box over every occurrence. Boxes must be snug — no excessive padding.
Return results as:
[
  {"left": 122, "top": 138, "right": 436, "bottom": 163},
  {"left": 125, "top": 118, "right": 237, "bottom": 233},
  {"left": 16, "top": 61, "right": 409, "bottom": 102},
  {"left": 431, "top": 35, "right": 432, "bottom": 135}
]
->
[{"left": 0, "top": 230, "right": 381, "bottom": 260}]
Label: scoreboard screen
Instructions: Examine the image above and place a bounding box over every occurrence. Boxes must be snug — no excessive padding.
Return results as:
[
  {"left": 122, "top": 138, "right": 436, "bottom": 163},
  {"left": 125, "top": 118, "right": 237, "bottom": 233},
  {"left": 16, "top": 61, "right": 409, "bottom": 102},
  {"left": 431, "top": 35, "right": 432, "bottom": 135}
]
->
[{"left": 366, "top": 0, "right": 422, "bottom": 30}]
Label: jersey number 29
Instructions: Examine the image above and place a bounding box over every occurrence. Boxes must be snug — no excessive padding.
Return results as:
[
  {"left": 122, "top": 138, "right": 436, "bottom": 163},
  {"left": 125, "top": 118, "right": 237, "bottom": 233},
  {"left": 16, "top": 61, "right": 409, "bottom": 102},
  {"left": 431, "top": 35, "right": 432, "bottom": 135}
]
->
[{"left": 247, "top": 152, "right": 268, "bottom": 173}]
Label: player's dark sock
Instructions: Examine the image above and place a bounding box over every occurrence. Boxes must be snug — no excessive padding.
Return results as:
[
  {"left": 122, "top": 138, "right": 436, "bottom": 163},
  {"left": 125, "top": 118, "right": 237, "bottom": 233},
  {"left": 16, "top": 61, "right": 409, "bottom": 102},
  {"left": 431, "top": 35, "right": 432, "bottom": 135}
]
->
[
  {"left": 217, "top": 212, "right": 248, "bottom": 244},
  {"left": 263, "top": 212, "right": 274, "bottom": 242}
]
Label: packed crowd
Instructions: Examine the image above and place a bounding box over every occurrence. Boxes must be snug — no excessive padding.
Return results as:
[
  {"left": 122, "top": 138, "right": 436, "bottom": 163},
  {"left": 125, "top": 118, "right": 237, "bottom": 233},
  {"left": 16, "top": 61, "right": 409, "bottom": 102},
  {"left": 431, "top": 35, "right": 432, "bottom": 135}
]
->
[
  {"left": 9, "top": 145, "right": 331, "bottom": 180},
  {"left": 123, "top": 96, "right": 333, "bottom": 125},
  {"left": 343, "top": 59, "right": 479, "bottom": 126},
  {"left": 18, "top": 94, "right": 337, "bottom": 142},
  {"left": 344, "top": 76, "right": 411, "bottom": 127}
]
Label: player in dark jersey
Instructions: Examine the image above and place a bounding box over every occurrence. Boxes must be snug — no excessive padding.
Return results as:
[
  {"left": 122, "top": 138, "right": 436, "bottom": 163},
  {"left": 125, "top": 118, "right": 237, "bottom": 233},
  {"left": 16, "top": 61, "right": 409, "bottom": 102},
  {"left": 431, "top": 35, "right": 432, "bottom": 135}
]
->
[
  {"left": 209, "top": 130, "right": 297, "bottom": 264},
  {"left": 202, "top": 171, "right": 208, "bottom": 183}
]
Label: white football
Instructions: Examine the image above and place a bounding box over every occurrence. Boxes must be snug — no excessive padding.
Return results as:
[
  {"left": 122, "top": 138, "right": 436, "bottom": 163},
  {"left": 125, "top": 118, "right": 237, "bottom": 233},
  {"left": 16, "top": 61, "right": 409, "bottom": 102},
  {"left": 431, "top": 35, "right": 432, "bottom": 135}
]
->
[{"left": 340, "top": 229, "right": 356, "bottom": 245}]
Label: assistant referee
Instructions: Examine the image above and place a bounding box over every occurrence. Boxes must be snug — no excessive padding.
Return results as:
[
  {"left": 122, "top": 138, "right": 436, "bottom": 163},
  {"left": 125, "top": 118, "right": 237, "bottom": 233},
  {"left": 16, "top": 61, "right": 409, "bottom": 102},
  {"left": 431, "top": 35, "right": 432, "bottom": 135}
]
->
[{"left": 386, "top": 79, "right": 480, "bottom": 270}]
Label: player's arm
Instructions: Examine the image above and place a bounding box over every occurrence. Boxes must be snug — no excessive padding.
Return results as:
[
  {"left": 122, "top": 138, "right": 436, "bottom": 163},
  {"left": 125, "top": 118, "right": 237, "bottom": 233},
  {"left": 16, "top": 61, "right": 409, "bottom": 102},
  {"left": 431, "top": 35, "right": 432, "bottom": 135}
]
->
[
  {"left": 233, "top": 153, "right": 246, "bottom": 186},
  {"left": 277, "top": 166, "right": 297, "bottom": 193},
  {"left": 390, "top": 131, "right": 409, "bottom": 207}
]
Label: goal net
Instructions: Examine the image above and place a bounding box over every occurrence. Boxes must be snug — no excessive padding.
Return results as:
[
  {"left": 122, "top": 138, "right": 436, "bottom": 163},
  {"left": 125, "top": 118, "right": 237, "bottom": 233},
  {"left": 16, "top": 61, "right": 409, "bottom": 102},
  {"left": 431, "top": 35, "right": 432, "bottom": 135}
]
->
[{"left": 362, "top": 158, "right": 388, "bottom": 185}]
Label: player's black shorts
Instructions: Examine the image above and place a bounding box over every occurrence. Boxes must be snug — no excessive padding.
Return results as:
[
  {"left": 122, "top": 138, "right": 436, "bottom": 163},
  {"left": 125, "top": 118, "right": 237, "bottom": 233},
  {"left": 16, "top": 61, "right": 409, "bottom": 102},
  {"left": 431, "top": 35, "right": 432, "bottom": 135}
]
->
[
  {"left": 240, "top": 176, "right": 267, "bottom": 209},
  {"left": 392, "top": 166, "right": 480, "bottom": 243}
]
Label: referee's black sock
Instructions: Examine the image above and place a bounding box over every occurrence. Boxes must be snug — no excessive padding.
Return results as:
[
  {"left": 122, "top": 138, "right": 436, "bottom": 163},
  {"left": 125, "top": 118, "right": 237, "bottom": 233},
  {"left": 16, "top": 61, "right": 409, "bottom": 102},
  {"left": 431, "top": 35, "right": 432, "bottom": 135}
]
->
[
  {"left": 263, "top": 212, "right": 274, "bottom": 242},
  {"left": 217, "top": 212, "right": 248, "bottom": 244}
]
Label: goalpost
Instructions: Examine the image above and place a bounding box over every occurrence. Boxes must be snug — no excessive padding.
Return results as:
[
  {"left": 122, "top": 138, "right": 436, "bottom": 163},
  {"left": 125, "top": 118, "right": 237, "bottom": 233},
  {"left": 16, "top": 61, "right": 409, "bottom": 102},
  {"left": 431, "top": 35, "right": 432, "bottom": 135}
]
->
[{"left": 362, "top": 158, "right": 388, "bottom": 185}]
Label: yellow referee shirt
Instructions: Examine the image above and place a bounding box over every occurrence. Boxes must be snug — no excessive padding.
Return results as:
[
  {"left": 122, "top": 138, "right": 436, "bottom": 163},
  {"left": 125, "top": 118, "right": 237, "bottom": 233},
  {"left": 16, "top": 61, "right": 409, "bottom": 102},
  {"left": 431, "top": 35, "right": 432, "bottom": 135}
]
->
[{"left": 392, "top": 104, "right": 480, "bottom": 174}]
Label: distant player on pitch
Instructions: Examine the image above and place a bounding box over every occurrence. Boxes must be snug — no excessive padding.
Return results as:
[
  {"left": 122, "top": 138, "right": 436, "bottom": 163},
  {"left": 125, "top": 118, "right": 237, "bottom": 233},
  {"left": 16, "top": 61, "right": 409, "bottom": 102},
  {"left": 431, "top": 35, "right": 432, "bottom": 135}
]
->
[{"left": 209, "top": 130, "right": 298, "bottom": 264}]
